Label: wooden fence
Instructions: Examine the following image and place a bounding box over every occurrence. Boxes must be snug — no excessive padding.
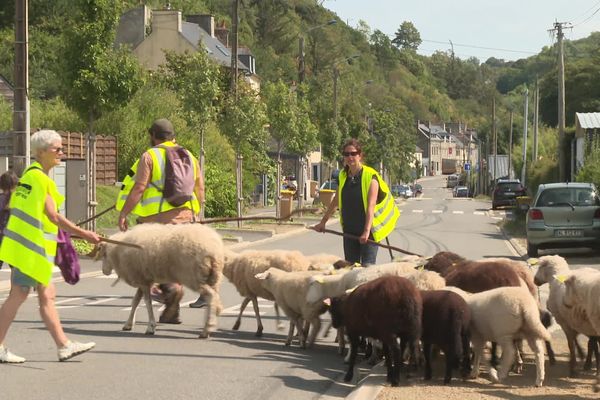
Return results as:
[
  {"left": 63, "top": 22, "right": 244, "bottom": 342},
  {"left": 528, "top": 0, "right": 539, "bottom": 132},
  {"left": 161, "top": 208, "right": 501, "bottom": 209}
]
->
[{"left": 0, "top": 131, "right": 118, "bottom": 185}]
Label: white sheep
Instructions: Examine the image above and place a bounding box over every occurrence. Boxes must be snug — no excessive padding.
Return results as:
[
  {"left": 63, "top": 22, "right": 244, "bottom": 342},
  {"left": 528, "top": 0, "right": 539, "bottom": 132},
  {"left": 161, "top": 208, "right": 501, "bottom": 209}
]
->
[
  {"left": 222, "top": 249, "right": 316, "bottom": 336},
  {"left": 97, "top": 223, "right": 224, "bottom": 338},
  {"left": 533, "top": 255, "right": 599, "bottom": 377},
  {"left": 255, "top": 268, "right": 329, "bottom": 348},
  {"left": 447, "top": 285, "right": 551, "bottom": 387},
  {"left": 564, "top": 270, "right": 600, "bottom": 392}
]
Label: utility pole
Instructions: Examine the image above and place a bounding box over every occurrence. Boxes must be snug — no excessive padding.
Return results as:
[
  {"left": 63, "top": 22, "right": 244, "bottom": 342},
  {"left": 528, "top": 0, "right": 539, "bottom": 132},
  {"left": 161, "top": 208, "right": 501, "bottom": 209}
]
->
[
  {"left": 533, "top": 78, "right": 539, "bottom": 162},
  {"left": 551, "top": 21, "right": 568, "bottom": 181},
  {"left": 492, "top": 97, "right": 497, "bottom": 183},
  {"left": 508, "top": 110, "right": 513, "bottom": 179},
  {"left": 13, "top": 0, "right": 30, "bottom": 174},
  {"left": 521, "top": 88, "right": 529, "bottom": 186},
  {"left": 231, "top": 0, "right": 242, "bottom": 227},
  {"left": 298, "top": 36, "right": 305, "bottom": 86}
]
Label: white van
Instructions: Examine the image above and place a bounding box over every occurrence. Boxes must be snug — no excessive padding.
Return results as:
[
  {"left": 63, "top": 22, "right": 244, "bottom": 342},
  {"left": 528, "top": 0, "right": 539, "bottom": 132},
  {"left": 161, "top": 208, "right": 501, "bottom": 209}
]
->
[{"left": 447, "top": 174, "right": 459, "bottom": 188}]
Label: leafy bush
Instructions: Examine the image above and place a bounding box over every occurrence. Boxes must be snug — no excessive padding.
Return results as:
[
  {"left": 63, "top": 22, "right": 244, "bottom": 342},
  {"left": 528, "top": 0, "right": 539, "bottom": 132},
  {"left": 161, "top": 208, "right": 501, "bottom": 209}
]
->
[
  {"left": 526, "top": 157, "right": 558, "bottom": 197},
  {"left": 576, "top": 148, "right": 600, "bottom": 188},
  {"left": 204, "top": 163, "right": 237, "bottom": 217}
]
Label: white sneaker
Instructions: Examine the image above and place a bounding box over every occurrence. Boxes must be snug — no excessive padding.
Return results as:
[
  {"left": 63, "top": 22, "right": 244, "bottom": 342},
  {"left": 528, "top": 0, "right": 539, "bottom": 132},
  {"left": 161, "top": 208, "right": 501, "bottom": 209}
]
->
[
  {"left": 58, "top": 340, "right": 95, "bottom": 362},
  {"left": 0, "top": 345, "right": 25, "bottom": 363}
]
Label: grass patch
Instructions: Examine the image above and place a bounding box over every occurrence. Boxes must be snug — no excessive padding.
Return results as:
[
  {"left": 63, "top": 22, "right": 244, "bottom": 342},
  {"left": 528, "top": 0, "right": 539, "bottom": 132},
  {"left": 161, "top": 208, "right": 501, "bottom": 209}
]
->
[
  {"left": 94, "top": 184, "right": 133, "bottom": 233},
  {"left": 499, "top": 214, "right": 526, "bottom": 238}
]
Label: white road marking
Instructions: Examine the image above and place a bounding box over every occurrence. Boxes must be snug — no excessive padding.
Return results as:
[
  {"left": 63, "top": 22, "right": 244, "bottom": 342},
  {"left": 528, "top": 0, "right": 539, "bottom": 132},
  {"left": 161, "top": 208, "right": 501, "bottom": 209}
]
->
[
  {"left": 85, "top": 297, "right": 124, "bottom": 306},
  {"left": 474, "top": 211, "right": 485, "bottom": 215},
  {"left": 97, "top": 273, "right": 118, "bottom": 279},
  {"left": 412, "top": 210, "right": 423, "bottom": 213},
  {"left": 452, "top": 211, "right": 464, "bottom": 214},
  {"left": 55, "top": 297, "right": 85, "bottom": 305},
  {"left": 432, "top": 210, "right": 443, "bottom": 214}
]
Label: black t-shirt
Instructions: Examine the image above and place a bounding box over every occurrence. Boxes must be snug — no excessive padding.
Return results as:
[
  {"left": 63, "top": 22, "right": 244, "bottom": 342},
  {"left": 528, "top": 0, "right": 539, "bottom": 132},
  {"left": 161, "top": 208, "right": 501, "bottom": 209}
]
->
[{"left": 341, "top": 168, "right": 382, "bottom": 237}]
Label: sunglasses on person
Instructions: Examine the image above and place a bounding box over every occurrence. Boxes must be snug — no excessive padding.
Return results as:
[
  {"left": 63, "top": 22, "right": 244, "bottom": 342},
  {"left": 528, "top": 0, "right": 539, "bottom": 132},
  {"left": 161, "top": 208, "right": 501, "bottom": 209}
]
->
[
  {"left": 342, "top": 151, "right": 360, "bottom": 157},
  {"left": 49, "top": 147, "right": 64, "bottom": 153}
]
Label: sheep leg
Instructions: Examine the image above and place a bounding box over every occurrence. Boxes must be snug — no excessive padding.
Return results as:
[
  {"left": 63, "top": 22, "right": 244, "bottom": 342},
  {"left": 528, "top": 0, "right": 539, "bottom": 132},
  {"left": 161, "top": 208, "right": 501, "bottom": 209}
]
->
[
  {"left": 344, "top": 335, "right": 360, "bottom": 383},
  {"left": 285, "top": 319, "right": 295, "bottom": 346},
  {"left": 399, "top": 337, "right": 409, "bottom": 378},
  {"left": 297, "top": 319, "right": 307, "bottom": 348},
  {"left": 199, "top": 284, "right": 221, "bottom": 339},
  {"left": 461, "top": 332, "right": 472, "bottom": 378},
  {"left": 274, "top": 303, "right": 285, "bottom": 331},
  {"left": 564, "top": 329, "right": 580, "bottom": 377},
  {"left": 513, "top": 340, "right": 524, "bottom": 374},
  {"left": 490, "top": 341, "right": 499, "bottom": 367},
  {"left": 250, "top": 297, "right": 265, "bottom": 337},
  {"left": 382, "top": 342, "right": 394, "bottom": 384},
  {"left": 306, "top": 317, "right": 320, "bottom": 348},
  {"left": 337, "top": 326, "right": 347, "bottom": 357},
  {"left": 141, "top": 287, "right": 156, "bottom": 335},
  {"left": 583, "top": 336, "right": 594, "bottom": 370},
  {"left": 232, "top": 296, "right": 251, "bottom": 331},
  {"left": 527, "top": 337, "right": 546, "bottom": 387},
  {"left": 423, "top": 341, "right": 433, "bottom": 380},
  {"left": 545, "top": 340, "right": 556, "bottom": 365},
  {"left": 493, "top": 337, "right": 516, "bottom": 383},
  {"left": 322, "top": 321, "right": 332, "bottom": 338},
  {"left": 469, "top": 335, "right": 485, "bottom": 379},
  {"left": 123, "top": 288, "right": 143, "bottom": 331}
]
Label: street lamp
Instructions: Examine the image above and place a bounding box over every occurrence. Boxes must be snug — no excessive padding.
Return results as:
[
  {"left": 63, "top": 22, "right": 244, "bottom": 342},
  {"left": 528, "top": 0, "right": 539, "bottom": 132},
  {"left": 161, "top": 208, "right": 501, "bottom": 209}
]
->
[{"left": 332, "top": 54, "right": 360, "bottom": 124}]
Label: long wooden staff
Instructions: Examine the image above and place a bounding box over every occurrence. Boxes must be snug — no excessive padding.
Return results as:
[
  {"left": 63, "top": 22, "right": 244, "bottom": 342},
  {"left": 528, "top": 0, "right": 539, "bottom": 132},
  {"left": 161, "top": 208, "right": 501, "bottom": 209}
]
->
[
  {"left": 76, "top": 205, "right": 116, "bottom": 227},
  {"left": 71, "top": 235, "right": 143, "bottom": 250},
  {"left": 308, "top": 226, "right": 424, "bottom": 257}
]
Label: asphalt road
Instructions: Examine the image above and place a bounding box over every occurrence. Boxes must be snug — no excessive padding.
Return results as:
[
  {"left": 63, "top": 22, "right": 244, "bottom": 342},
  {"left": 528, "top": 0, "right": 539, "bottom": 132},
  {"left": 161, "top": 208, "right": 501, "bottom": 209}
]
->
[{"left": 1, "top": 174, "right": 597, "bottom": 400}]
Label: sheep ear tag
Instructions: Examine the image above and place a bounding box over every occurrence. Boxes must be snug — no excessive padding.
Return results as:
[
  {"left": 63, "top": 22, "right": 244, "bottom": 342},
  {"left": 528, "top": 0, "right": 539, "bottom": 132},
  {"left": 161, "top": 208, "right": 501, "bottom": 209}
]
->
[
  {"left": 528, "top": 258, "right": 539, "bottom": 266},
  {"left": 417, "top": 265, "right": 425, "bottom": 271},
  {"left": 322, "top": 298, "right": 331, "bottom": 306},
  {"left": 314, "top": 276, "right": 325, "bottom": 284},
  {"left": 345, "top": 286, "right": 357, "bottom": 294},
  {"left": 554, "top": 274, "right": 568, "bottom": 284}
]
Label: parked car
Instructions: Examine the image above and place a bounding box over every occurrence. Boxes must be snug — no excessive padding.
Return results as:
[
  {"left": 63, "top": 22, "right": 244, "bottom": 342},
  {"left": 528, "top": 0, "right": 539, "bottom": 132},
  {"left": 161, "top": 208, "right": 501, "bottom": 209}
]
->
[
  {"left": 392, "top": 184, "right": 413, "bottom": 199},
  {"left": 492, "top": 179, "right": 527, "bottom": 210},
  {"left": 526, "top": 182, "right": 600, "bottom": 257},
  {"left": 446, "top": 174, "right": 459, "bottom": 188},
  {"left": 453, "top": 186, "right": 469, "bottom": 198}
]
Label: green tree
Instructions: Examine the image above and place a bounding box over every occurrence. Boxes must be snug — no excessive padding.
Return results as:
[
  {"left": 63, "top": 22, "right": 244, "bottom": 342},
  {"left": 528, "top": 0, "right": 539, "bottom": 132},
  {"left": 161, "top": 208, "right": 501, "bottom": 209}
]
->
[{"left": 391, "top": 21, "right": 422, "bottom": 51}]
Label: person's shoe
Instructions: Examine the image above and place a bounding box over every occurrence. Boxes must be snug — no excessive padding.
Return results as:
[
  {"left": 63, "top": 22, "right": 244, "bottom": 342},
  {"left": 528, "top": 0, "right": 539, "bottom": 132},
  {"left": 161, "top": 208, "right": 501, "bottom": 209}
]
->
[
  {"left": 0, "top": 345, "right": 25, "bottom": 363},
  {"left": 189, "top": 297, "right": 207, "bottom": 309},
  {"left": 58, "top": 340, "right": 95, "bottom": 362}
]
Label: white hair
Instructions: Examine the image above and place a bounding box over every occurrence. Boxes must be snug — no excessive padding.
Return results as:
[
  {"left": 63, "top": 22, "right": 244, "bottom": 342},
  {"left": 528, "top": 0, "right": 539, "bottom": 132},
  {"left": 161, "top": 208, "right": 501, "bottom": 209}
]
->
[{"left": 30, "top": 130, "right": 62, "bottom": 154}]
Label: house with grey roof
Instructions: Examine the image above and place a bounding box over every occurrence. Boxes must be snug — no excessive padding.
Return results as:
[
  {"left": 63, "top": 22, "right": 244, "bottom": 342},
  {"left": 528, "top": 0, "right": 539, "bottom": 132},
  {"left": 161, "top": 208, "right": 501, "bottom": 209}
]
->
[{"left": 115, "top": 6, "right": 259, "bottom": 90}]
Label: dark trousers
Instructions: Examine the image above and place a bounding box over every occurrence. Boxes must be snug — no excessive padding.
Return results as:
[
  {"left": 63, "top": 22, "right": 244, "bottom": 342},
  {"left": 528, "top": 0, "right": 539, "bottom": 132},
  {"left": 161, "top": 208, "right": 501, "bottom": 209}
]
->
[{"left": 343, "top": 237, "right": 379, "bottom": 266}]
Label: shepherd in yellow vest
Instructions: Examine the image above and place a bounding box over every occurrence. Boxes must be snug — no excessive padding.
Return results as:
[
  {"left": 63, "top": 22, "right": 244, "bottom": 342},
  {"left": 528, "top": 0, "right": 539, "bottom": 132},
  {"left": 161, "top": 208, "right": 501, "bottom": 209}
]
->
[
  {"left": 0, "top": 130, "right": 100, "bottom": 364},
  {"left": 313, "top": 138, "right": 399, "bottom": 265},
  {"left": 117, "top": 118, "right": 205, "bottom": 322}
]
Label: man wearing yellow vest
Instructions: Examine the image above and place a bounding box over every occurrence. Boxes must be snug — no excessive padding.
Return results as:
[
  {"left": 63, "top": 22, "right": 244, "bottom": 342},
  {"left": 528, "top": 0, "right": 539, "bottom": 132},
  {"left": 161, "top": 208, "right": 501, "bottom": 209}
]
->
[
  {"left": 117, "top": 118, "right": 205, "bottom": 323},
  {"left": 0, "top": 130, "right": 100, "bottom": 363},
  {"left": 313, "top": 138, "right": 399, "bottom": 265}
]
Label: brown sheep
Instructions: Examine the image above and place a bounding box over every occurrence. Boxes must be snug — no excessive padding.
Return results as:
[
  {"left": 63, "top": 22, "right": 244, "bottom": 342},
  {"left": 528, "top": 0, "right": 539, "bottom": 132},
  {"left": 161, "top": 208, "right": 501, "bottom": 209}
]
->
[{"left": 423, "top": 251, "right": 466, "bottom": 276}]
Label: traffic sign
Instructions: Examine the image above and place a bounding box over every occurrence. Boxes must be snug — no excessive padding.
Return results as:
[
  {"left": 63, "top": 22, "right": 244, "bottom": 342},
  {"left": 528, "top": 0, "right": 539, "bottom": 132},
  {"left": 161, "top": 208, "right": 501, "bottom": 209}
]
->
[{"left": 464, "top": 162, "right": 471, "bottom": 171}]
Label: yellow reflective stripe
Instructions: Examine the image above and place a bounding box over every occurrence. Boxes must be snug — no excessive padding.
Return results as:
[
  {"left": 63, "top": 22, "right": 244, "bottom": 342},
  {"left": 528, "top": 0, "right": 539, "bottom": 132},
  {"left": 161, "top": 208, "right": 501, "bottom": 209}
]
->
[
  {"left": 4, "top": 229, "right": 55, "bottom": 263},
  {"left": 140, "top": 195, "right": 163, "bottom": 206},
  {"left": 373, "top": 194, "right": 392, "bottom": 218},
  {"left": 149, "top": 148, "right": 165, "bottom": 188},
  {"left": 43, "top": 232, "right": 57, "bottom": 241},
  {"left": 10, "top": 208, "right": 42, "bottom": 230}
]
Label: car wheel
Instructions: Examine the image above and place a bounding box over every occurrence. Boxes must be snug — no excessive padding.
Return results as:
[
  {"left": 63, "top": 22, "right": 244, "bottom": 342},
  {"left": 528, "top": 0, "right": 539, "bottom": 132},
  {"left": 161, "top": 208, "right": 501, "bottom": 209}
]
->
[{"left": 527, "top": 242, "right": 538, "bottom": 258}]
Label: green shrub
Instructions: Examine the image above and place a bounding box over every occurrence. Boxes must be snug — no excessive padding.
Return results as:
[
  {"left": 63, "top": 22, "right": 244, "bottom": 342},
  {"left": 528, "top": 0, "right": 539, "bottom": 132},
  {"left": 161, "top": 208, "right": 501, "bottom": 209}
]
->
[
  {"left": 526, "top": 157, "right": 558, "bottom": 196},
  {"left": 576, "top": 149, "right": 600, "bottom": 188}
]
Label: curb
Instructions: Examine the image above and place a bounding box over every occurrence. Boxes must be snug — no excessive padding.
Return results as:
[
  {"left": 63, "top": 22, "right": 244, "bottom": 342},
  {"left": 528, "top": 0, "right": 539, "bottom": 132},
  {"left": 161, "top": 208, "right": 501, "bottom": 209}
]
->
[
  {"left": 345, "top": 362, "right": 387, "bottom": 400},
  {"left": 498, "top": 225, "right": 527, "bottom": 259}
]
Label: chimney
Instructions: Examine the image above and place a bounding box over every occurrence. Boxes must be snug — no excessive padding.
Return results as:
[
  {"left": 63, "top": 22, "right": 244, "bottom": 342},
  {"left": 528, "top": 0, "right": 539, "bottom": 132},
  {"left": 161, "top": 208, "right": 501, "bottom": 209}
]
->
[
  {"left": 215, "top": 20, "right": 229, "bottom": 47},
  {"left": 152, "top": 10, "right": 182, "bottom": 33},
  {"left": 187, "top": 14, "right": 214, "bottom": 37}
]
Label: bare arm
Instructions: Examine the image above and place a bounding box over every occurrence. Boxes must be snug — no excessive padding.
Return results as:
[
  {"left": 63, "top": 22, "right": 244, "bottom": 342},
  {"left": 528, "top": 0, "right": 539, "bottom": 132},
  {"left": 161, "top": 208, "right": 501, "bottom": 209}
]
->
[
  {"left": 359, "top": 179, "right": 379, "bottom": 244},
  {"left": 195, "top": 159, "right": 205, "bottom": 211},
  {"left": 312, "top": 191, "right": 339, "bottom": 232},
  {"left": 118, "top": 181, "right": 145, "bottom": 232},
  {"left": 45, "top": 195, "right": 100, "bottom": 243}
]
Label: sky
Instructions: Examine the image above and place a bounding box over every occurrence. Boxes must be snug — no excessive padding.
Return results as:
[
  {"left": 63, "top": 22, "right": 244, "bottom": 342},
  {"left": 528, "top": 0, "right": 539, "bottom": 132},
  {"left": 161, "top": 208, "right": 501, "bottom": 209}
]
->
[{"left": 323, "top": 0, "right": 600, "bottom": 61}]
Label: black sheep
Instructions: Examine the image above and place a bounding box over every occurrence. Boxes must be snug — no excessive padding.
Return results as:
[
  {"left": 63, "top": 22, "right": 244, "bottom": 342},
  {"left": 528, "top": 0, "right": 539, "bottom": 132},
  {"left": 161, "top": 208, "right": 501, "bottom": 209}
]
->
[
  {"left": 420, "top": 290, "right": 471, "bottom": 384},
  {"left": 329, "top": 275, "right": 422, "bottom": 386}
]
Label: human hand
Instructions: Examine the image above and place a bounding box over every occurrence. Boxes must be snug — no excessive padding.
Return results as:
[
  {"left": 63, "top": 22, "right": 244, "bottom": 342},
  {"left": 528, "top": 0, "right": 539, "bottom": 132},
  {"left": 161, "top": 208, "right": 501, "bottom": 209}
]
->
[
  {"left": 312, "top": 221, "right": 326, "bottom": 233},
  {"left": 82, "top": 230, "right": 101, "bottom": 244},
  {"left": 359, "top": 231, "right": 369, "bottom": 244},
  {"left": 118, "top": 214, "right": 128, "bottom": 232}
]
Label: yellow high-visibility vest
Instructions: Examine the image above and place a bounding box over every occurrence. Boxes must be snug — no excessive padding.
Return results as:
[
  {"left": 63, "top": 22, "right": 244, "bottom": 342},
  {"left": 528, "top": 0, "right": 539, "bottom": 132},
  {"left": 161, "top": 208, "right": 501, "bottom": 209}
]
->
[
  {"left": 338, "top": 165, "right": 400, "bottom": 242},
  {"left": 116, "top": 141, "right": 200, "bottom": 217},
  {"left": 0, "top": 162, "right": 63, "bottom": 285}
]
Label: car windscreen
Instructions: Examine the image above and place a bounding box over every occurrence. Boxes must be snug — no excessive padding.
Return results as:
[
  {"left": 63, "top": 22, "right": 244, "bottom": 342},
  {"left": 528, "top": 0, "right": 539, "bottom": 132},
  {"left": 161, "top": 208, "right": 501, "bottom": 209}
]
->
[{"left": 536, "top": 188, "right": 600, "bottom": 207}]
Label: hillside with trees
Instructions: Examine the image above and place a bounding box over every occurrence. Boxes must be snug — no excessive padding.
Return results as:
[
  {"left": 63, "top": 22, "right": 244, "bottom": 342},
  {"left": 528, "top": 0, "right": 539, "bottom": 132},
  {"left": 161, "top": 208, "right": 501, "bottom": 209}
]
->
[{"left": 0, "top": 0, "right": 598, "bottom": 215}]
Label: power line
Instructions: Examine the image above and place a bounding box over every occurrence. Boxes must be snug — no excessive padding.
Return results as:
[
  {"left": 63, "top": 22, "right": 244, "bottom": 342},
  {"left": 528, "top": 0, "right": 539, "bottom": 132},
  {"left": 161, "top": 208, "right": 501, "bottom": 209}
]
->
[
  {"left": 420, "top": 39, "right": 537, "bottom": 55},
  {"left": 571, "top": 5, "right": 600, "bottom": 27},
  {"left": 570, "top": 0, "right": 600, "bottom": 25}
]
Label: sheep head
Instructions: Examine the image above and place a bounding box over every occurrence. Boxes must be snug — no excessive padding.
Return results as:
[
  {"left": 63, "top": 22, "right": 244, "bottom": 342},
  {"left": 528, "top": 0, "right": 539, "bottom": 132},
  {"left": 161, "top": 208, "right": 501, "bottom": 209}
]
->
[{"left": 533, "top": 255, "right": 569, "bottom": 286}]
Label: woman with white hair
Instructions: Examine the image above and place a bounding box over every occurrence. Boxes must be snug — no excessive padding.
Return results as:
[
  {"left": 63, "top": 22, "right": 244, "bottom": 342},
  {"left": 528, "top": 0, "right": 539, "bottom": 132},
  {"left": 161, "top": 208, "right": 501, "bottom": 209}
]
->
[{"left": 0, "top": 129, "right": 100, "bottom": 363}]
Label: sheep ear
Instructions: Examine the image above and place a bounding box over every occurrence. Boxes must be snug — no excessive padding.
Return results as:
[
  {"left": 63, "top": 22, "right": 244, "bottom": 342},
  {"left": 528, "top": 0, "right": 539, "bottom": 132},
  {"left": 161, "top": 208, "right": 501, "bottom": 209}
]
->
[
  {"left": 527, "top": 258, "right": 539, "bottom": 266},
  {"left": 322, "top": 298, "right": 331, "bottom": 306},
  {"left": 255, "top": 271, "right": 269, "bottom": 280},
  {"left": 87, "top": 242, "right": 106, "bottom": 260},
  {"left": 314, "top": 275, "right": 325, "bottom": 284},
  {"left": 553, "top": 274, "right": 568, "bottom": 284}
]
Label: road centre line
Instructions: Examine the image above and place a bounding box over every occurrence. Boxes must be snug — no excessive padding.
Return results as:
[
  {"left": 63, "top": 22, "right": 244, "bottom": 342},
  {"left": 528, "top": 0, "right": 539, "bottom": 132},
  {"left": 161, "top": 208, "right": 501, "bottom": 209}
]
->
[{"left": 452, "top": 211, "right": 464, "bottom": 214}]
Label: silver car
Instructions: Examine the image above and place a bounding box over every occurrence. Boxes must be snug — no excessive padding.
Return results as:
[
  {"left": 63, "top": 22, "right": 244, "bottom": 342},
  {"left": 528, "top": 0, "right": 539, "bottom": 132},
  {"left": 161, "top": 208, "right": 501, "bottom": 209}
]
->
[{"left": 526, "top": 182, "right": 600, "bottom": 257}]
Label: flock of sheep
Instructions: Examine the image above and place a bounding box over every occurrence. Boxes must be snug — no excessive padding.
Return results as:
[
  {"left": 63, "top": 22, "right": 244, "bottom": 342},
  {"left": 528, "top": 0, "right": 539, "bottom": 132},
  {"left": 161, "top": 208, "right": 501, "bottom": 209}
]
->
[{"left": 92, "top": 223, "right": 600, "bottom": 392}]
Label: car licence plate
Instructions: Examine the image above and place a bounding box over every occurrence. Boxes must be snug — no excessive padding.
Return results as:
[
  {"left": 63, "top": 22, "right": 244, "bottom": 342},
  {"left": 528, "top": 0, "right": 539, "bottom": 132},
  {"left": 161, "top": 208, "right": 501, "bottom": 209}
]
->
[{"left": 555, "top": 229, "right": 583, "bottom": 237}]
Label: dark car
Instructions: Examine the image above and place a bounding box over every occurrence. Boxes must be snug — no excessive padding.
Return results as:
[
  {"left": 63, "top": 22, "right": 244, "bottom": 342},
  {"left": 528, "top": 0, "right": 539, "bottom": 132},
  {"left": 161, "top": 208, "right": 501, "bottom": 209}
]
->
[
  {"left": 391, "top": 184, "right": 413, "bottom": 199},
  {"left": 453, "top": 186, "right": 469, "bottom": 198},
  {"left": 411, "top": 183, "right": 423, "bottom": 195},
  {"left": 492, "top": 179, "right": 527, "bottom": 210}
]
